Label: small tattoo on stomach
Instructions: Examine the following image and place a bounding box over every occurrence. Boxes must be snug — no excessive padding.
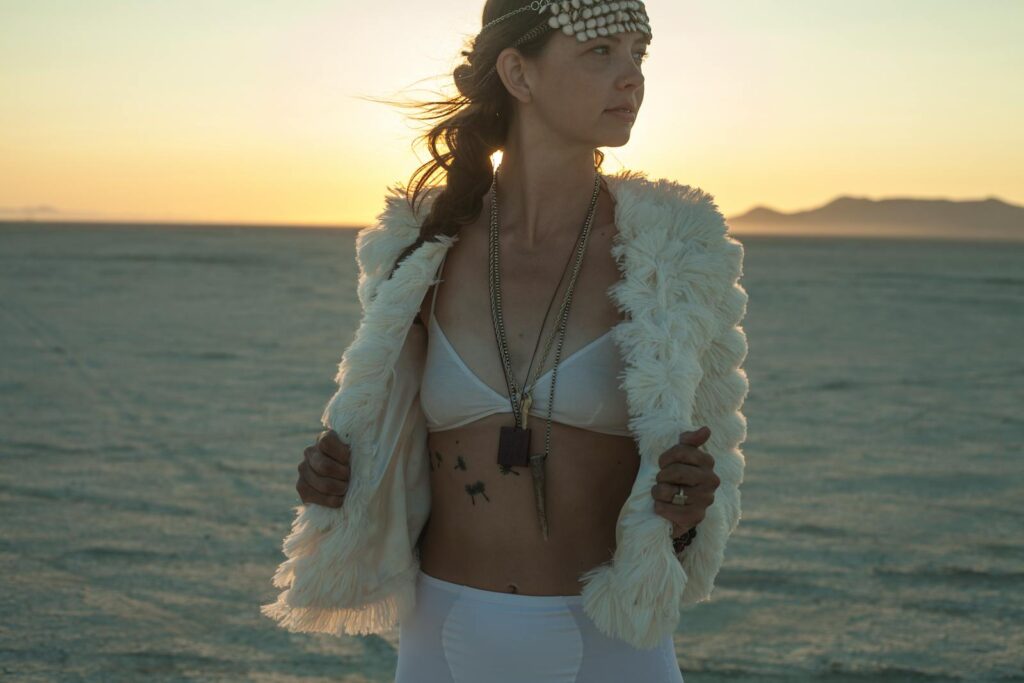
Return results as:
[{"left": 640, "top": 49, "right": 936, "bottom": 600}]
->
[
  {"left": 429, "top": 449, "right": 443, "bottom": 471},
  {"left": 465, "top": 480, "right": 491, "bottom": 504}
]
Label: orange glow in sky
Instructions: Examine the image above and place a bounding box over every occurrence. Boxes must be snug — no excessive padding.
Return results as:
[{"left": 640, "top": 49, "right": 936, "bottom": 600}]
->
[{"left": 1, "top": 1, "right": 1021, "bottom": 226}]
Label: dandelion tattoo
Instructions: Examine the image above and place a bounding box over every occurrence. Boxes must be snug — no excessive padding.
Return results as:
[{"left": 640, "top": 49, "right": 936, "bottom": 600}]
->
[
  {"left": 429, "top": 449, "right": 443, "bottom": 471},
  {"left": 465, "top": 480, "right": 491, "bottom": 505},
  {"left": 498, "top": 464, "right": 521, "bottom": 476}
]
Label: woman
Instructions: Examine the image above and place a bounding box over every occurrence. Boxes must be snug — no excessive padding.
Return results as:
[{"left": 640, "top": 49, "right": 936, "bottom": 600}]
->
[{"left": 263, "top": 1, "right": 749, "bottom": 681}]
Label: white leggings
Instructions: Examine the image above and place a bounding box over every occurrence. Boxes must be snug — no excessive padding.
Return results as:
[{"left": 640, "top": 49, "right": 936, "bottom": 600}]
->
[{"left": 395, "top": 568, "right": 685, "bottom": 683}]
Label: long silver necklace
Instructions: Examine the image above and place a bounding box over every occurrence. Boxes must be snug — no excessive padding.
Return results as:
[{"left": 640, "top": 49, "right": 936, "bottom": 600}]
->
[{"left": 489, "top": 163, "right": 602, "bottom": 540}]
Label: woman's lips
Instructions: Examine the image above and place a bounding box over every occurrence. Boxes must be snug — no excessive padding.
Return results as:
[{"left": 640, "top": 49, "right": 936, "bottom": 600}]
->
[{"left": 605, "top": 108, "right": 636, "bottom": 122}]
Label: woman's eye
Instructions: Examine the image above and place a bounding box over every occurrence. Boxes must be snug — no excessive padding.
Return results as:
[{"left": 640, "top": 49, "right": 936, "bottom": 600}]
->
[{"left": 591, "top": 45, "right": 649, "bottom": 63}]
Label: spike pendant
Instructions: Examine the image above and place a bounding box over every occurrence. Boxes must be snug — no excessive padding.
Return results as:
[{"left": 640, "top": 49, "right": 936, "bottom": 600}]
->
[{"left": 530, "top": 452, "right": 549, "bottom": 540}]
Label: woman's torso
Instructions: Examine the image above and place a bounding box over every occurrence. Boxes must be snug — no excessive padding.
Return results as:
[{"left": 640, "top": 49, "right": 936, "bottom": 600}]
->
[{"left": 415, "top": 183, "right": 641, "bottom": 596}]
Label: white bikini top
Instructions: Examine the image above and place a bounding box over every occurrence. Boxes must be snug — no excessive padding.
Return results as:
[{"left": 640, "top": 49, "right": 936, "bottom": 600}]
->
[{"left": 419, "top": 253, "right": 631, "bottom": 437}]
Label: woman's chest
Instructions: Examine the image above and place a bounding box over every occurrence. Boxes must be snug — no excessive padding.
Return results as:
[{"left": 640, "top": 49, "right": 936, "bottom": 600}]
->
[{"left": 417, "top": 214, "right": 628, "bottom": 410}]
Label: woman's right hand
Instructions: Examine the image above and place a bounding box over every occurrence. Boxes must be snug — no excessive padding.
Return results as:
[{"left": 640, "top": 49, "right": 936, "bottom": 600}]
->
[{"left": 296, "top": 429, "right": 351, "bottom": 508}]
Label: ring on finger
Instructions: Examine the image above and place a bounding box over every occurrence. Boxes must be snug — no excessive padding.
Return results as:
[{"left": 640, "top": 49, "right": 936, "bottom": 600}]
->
[{"left": 670, "top": 484, "right": 687, "bottom": 506}]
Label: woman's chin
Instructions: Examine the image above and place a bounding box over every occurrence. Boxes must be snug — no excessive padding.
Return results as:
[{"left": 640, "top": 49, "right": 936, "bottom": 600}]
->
[{"left": 597, "top": 130, "right": 632, "bottom": 147}]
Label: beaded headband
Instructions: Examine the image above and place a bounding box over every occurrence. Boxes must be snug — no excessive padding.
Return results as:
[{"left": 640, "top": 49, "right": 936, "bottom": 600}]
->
[
  {"left": 483, "top": 0, "right": 652, "bottom": 43},
  {"left": 476, "top": 0, "right": 653, "bottom": 81}
]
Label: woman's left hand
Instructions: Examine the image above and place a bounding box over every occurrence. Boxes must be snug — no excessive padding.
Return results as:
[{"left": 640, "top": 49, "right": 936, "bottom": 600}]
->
[{"left": 650, "top": 426, "right": 720, "bottom": 536}]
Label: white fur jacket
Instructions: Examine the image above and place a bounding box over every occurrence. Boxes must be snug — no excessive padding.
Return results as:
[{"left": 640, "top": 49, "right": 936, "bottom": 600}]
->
[{"left": 262, "top": 169, "right": 749, "bottom": 650}]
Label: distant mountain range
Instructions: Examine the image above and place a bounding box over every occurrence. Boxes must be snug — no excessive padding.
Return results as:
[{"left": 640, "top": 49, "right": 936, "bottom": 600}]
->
[
  {"left": 4, "top": 195, "right": 1023, "bottom": 241},
  {"left": 727, "top": 195, "right": 1024, "bottom": 241}
]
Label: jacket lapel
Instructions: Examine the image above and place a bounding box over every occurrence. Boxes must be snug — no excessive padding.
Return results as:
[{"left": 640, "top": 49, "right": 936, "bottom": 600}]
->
[{"left": 578, "top": 170, "right": 739, "bottom": 647}]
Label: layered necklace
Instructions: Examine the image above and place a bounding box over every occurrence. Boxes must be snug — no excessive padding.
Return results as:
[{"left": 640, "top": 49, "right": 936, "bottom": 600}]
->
[{"left": 488, "top": 162, "right": 602, "bottom": 540}]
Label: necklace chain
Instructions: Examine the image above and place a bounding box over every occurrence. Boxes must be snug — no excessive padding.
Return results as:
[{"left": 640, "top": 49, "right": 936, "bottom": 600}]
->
[{"left": 487, "top": 164, "right": 603, "bottom": 464}]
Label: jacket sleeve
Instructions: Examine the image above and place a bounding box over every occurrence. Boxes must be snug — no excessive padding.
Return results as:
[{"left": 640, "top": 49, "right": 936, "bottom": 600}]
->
[
  {"left": 260, "top": 189, "right": 435, "bottom": 637},
  {"left": 260, "top": 321, "right": 431, "bottom": 637},
  {"left": 678, "top": 233, "right": 749, "bottom": 603}
]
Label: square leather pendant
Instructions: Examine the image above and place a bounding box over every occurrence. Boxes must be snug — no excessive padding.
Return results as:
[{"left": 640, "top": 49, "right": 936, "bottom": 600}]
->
[{"left": 497, "top": 425, "right": 531, "bottom": 467}]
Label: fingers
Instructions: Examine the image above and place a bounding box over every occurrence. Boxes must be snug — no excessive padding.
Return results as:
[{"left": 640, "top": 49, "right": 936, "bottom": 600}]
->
[
  {"left": 297, "top": 435, "right": 351, "bottom": 508},
  {"left": 650, "top": 482, "right": 714, "bottom": 508},
  {"left": 317, "top": 429, "right": 352, "bottom": 465},
  {"left": 654, "top": 462, "right": 720, "bottom": 491},
  {"left": 651, "top": 476, "right": 715, "bottom": 533},
  {"left": 678, "top": 425, "right": 710, "bottom": 446},
  {"left": 304, "top": 445, "right": 351, "bottom": 481},
  {"left": 652, "top": 427, "right": 716, "bottom": 534},
  {"left": 296, "top": 473, "right": 345, "bottom": 508},
  {"left": 650, "top": 481, "right": 687, "bottom": 504},
  {"left": 658, "top": 432, "right": 715, "bottom": 470},
  {"left": 299, "top": 456, "right": 349, "bottom": 498},
  {"left": 654, "top": 462, "right": 699, "bottom": 486}
]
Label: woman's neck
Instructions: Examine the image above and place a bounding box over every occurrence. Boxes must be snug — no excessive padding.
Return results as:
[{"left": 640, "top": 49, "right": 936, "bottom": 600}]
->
[{"left": 494, "top": 148, "right": 601, "bottom": 251}]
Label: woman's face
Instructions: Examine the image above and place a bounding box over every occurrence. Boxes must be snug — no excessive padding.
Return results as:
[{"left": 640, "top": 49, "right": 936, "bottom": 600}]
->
[{"left": 520, "top": 30, "right": 649, "bottom": 147}]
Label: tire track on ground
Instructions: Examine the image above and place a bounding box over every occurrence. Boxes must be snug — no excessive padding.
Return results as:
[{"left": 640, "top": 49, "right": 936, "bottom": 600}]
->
[{"left": 0, "top": 300, "right": 139, "bottom": 433}]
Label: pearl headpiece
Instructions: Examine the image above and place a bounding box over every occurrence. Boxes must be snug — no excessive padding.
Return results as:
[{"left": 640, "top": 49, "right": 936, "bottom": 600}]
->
[
  {"left": 474, "top": 0, "right": 652, "bottom": 83},
  {"left": 481, "top": 0, "right": 652, "bottom": 44}
]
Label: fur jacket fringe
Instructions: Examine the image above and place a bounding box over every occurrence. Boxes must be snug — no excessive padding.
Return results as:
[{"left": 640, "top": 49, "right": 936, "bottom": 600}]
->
[{"left": 262, "top": 168, "right": 750, "bottom": 650}]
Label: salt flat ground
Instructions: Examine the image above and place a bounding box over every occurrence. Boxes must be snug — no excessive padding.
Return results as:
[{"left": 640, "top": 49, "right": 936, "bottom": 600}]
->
[{"left": 1, "top": 223, "right": 1021, "bottom": 682}]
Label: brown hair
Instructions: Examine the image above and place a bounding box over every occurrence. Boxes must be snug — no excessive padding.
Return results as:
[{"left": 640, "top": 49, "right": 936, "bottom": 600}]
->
[{"left": 367, "top": 0, "right": 607, "bottom": 280}]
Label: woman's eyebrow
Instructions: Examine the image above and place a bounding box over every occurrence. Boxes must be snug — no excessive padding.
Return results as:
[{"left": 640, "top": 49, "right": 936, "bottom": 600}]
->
[{"left": 602, "top": 34, "right": 651, "bottom": 45}]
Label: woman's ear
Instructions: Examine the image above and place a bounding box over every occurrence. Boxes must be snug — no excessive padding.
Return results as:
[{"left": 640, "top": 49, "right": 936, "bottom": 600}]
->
[{"left": 495, "top": 47, "right": 534, "bottom": 105}]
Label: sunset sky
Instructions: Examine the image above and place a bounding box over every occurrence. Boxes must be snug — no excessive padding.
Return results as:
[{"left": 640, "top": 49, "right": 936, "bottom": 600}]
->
[{"left": 1, "top": 0, "right": 1021, "bottom": 226}]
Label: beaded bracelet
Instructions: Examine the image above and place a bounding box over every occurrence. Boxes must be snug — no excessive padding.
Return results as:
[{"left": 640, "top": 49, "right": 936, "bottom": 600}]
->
[{"left": 672, "top": 525, "right": 697, "bottom": 554}]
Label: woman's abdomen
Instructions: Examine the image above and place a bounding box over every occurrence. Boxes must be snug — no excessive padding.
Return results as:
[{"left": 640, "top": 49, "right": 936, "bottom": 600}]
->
[{"left": 417, "top": 414, "right": 640, "bottom": 596}]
